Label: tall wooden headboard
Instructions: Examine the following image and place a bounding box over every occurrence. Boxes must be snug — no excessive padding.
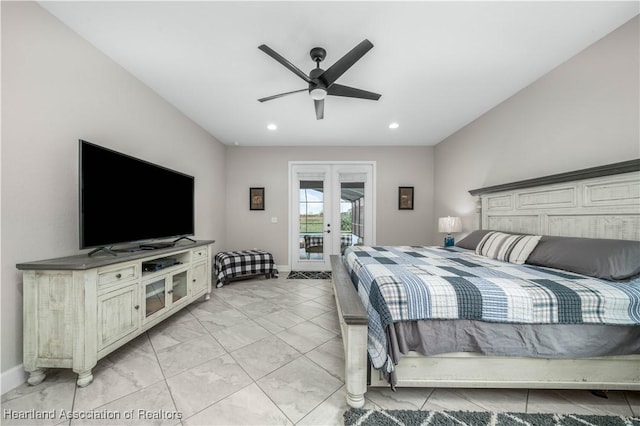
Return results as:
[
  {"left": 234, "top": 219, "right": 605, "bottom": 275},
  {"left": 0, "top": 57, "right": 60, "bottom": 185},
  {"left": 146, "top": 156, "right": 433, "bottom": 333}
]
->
[{"left": 468, "top": 159, "right": 640, "bottom": 241}]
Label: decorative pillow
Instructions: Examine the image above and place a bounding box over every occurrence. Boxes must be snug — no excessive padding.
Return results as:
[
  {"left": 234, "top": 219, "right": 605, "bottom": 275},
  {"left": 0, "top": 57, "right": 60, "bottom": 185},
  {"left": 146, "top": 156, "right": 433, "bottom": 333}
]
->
[
  {"left": 526, "top": 236, "right": 640, "bottom": 281},
  {"left": 455, "top": 230, "right": 493, "bottom": 250},
  {"left": 475, "top": 231, "right": 541, "bottom": 264}
]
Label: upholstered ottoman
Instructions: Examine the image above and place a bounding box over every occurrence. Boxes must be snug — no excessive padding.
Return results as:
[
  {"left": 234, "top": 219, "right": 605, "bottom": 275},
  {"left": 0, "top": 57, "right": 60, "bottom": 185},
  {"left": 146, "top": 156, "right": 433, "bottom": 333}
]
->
[{"left": 214, "top": 250, "right": 278, "bottom": 288}]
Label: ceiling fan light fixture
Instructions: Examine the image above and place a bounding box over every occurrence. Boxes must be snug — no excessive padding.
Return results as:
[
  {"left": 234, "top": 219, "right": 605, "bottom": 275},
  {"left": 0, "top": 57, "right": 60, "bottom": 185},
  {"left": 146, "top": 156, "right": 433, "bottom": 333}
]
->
[
  {"left": 258, "top": 40, "right": 380, "bottom": 119},
  {"left": 309, "top": 87, "right": 327, "bottom": 100}
]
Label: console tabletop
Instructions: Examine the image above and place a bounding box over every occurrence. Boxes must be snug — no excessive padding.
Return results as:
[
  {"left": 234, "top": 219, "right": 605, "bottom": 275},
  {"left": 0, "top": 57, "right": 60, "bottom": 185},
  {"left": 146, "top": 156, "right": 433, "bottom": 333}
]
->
[{"left": 17, "top": 239, "right": 215, "bottom": 270}]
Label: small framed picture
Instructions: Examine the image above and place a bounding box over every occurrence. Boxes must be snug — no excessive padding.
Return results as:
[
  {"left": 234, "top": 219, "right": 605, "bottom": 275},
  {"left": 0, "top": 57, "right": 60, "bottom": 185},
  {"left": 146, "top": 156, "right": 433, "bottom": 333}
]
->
[
  {"left": 398, "top": 186, "right": 414, "bottom": 210},
  {"left": 250, "top": 187, "right": 265, "bottom": 210}
]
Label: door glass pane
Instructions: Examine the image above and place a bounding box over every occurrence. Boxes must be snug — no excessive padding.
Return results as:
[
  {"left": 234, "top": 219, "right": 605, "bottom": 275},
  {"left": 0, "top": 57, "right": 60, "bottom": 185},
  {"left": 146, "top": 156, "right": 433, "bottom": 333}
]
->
[
  {"left": 145, "top": 278, "right": 165, "bottom": 317},
  {"left": 299, "top": 180, "right": 324, "bottom": 260},
  {"left": 341, "top": 182, "right": 365, "bottom": 252},
  {"left": 172, "top": 271, "right": 188, "bottom": 303}
]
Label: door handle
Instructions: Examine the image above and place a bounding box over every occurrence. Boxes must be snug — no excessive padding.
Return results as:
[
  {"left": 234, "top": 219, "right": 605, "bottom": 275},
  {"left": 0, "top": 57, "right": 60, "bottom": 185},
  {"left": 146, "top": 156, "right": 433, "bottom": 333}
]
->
[{"left": 326, "top": 230, "right": 331, "bottom": 233}]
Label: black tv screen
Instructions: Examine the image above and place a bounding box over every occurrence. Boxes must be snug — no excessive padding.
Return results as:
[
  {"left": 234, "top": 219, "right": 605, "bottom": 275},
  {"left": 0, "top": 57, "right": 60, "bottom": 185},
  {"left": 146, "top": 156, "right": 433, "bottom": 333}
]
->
[{"left": 79, "top": 140, "right": 195, "bottom": 249}]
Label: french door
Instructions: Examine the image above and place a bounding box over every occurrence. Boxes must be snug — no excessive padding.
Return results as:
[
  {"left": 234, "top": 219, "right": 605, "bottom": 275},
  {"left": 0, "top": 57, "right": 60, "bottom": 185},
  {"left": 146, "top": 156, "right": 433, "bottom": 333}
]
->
[{"left": 290, "top": 162, "right": 375, "bottom": 271}]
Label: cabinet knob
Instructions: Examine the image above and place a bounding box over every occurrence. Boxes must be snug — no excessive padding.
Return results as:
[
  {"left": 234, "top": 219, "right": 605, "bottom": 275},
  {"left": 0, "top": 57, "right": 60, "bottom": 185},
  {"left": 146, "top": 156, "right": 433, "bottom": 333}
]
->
[
  {"left": 116, "top": 273, "right": 122, "bottom": 279},
  {"left": 167, "top": 290, "right": 173, "bottom": 294},
  {"left": 192, "top": 279, "right": 196, "bottom": 283},
  {"left": 134, "top": 305, "right": 140, "bottom": 310}
]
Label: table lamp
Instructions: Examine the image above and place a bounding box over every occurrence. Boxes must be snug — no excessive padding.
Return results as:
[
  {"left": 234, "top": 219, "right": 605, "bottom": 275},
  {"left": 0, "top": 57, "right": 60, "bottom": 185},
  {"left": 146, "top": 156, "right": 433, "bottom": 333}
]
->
[{"left": 438, "top": 216, "right": 462, "bottom": 247}]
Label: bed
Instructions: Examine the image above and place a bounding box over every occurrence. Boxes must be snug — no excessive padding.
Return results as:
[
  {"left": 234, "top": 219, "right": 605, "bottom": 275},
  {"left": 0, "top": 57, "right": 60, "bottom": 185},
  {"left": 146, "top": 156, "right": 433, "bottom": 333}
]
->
[{"left": 331, "top": 160, "right": 640, "bottom": 408}]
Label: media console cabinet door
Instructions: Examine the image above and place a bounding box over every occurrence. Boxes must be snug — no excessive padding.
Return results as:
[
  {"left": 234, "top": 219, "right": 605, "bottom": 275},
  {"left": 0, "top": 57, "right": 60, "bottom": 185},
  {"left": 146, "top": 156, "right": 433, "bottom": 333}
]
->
[
  {"left": 192, "top": 261, "right": 208, "bottom": 296},
  {"left": 97, "top": 284, "right": 140, "bottom": 350}
]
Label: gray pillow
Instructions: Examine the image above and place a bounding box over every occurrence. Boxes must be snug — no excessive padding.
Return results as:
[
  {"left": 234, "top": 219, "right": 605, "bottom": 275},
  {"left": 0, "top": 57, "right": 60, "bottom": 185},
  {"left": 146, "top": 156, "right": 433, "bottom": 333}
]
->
[
  {"left": 455, "top": 230, "right": 493, "bottom": 250},
  {"left": 526, "top": 236, "right": 640, "bottom": 282}
]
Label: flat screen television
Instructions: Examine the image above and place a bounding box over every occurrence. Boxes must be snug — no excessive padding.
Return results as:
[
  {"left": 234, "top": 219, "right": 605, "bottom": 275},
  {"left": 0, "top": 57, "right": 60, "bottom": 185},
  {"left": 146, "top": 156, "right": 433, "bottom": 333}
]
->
[{"left": 79, "top": 140, "right": 195, "bottom": 252}]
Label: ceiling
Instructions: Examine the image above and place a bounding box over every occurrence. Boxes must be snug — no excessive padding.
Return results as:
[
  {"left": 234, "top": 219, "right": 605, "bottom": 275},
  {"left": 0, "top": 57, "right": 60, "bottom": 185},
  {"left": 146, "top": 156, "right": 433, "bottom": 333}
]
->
[{"left": 39, "top": 1, "right": 638, "bottom": 147}]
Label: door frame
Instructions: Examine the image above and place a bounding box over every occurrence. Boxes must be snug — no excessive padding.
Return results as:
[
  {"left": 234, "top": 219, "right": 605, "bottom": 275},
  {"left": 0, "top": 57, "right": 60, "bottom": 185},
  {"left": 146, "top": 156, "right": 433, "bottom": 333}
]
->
[{"left": 288, "top": 161, "right": 376, "bottom": 271}]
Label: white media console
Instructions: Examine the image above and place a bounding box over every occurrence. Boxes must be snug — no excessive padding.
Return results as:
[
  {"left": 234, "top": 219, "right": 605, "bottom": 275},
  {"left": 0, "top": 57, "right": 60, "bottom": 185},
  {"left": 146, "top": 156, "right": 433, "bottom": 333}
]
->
[{"left": 16, "top": 240, "right": 214, "bottom": 387}]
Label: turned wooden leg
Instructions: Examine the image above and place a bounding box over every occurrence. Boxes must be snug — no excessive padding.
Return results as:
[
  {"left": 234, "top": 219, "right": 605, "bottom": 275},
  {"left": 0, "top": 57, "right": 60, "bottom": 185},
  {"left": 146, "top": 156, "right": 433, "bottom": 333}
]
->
[
  {"left": 75, "top": 369, "right": 93, "bottom": 387},
  {"left": 26, "top": 368, "right": 46, "bottom": 386},
  {"left": 344, "top": 323, "right": 368, "bottom": 408},
  {"left": 346, "top": 391, "right": 366, "bottom": 408},
  {"left": 204, "top": 291, "right": 211, "bottom": 300}
]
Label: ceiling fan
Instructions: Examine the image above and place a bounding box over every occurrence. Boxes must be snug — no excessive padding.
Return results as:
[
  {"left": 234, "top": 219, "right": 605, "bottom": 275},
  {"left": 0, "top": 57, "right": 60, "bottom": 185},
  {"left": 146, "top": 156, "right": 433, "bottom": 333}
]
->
[{"left": 257, "top": 39, "right": 381, "bottom": 120}]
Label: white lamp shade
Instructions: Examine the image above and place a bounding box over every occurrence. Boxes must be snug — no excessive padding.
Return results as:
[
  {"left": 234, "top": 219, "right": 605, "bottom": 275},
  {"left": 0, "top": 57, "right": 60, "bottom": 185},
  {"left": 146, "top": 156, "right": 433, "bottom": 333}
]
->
[{"left": 438, "top": 216, "right": 462, "bottom": 233}]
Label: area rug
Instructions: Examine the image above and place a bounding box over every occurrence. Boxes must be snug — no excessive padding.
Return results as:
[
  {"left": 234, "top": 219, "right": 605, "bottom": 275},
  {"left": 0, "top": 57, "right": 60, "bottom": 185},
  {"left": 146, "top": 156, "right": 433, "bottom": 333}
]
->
[
  {"left": 287, "top": 270, "right": 332, "bottom": 279},
  {"left": 343, "top": 408, "right": 640, "bottom": 426}
]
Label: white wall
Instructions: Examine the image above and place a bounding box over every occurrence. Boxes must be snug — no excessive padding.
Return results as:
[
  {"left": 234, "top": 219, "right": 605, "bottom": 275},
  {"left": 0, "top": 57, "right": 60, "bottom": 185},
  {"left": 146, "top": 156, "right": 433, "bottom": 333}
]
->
[
  {"left": 433, "top": 16, "right": 640, "bottom": 241},
  {"left": 1, "top": 1, "right": 226, "bottom": 386},
  {"left": 224, "top": 146, "right": 434, "bottom": 265}
]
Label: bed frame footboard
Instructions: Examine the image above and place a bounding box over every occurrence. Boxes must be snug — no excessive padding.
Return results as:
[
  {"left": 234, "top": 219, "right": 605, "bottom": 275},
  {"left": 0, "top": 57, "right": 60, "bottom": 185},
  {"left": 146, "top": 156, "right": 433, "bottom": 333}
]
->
[{"left": 330, "top": 255, "right": 368, "bottom": 408}]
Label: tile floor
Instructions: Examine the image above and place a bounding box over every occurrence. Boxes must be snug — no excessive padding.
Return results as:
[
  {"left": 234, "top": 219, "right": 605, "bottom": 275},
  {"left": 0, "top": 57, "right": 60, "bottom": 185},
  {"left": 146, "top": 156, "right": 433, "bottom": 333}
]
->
[{"left": 2, "top": 276, "right": 639, "bottom": 425}]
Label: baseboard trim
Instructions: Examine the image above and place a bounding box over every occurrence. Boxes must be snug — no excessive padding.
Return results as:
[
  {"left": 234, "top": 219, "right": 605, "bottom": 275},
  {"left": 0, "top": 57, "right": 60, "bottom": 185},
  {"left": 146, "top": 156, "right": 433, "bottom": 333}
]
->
[
  {"left": 276, "top": 264, "right": 290, "bottom": 274},
  {"left": 1, "top": 364, "right": 27, "bottom": 395}
]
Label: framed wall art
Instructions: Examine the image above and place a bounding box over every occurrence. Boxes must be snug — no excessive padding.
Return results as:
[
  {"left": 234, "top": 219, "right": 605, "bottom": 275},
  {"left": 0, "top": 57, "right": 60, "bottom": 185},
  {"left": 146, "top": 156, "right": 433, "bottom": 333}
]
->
[
  {"left": 250, "top": 187, "right": 265, "bottom": 210},
  {"left": 398, "top": 186, "right": 414, "bottom": 210}
]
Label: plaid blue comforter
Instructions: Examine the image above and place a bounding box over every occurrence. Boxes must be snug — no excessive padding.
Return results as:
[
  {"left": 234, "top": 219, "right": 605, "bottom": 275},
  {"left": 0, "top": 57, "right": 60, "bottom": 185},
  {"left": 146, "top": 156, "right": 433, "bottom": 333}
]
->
[{"left": 343, "top": 245, "right": 640, "bottom": 372}]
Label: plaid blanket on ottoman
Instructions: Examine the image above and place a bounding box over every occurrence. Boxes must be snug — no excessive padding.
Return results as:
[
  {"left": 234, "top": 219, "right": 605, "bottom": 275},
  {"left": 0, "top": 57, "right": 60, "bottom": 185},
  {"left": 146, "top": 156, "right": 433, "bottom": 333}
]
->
[{"left": 214, "top": 250, "right": 278, "bottom": 288}]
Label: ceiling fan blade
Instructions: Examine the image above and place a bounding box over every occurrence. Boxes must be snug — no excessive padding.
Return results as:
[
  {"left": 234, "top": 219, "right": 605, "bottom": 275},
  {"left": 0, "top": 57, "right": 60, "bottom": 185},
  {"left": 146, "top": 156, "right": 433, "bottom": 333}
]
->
[
  {"left": 314, "top": 99, "right": 324, "bottom": 120},
  {"left": 258, "top": 88, "right": 307, "bottom": 102},
  {"left": 327, "top": 84, "right": 381, "bottom": 101},
  {"left": 258, "top": 44, "right": 312, "bottom": 84},
  {"left": 319, "top": 39, "right": 374, "bottom": 86}
]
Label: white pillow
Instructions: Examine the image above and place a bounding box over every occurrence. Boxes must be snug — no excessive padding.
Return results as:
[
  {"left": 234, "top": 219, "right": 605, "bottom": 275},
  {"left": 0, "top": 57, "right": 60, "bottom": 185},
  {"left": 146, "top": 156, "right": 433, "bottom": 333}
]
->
[{"left": 475, "top": 231, "right": 541, "bottom": 264}]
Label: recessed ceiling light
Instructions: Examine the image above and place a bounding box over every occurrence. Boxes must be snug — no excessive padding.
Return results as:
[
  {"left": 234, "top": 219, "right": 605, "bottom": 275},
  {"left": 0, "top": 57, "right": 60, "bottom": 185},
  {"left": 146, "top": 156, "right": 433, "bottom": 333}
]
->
[
  {"left": 389, "top": 122, "right": 399, "bottom": 129},
  {"left": 267, "top": 123, "right": 277, "bottom": 131}
]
